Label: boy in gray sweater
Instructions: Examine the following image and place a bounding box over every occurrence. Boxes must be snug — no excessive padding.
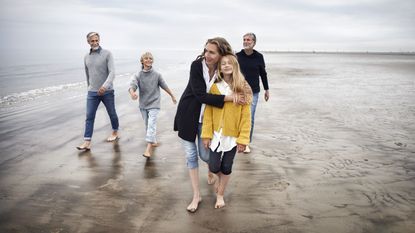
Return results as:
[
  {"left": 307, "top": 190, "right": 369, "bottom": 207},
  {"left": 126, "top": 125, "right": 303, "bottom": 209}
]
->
[{"left": 129, "top": 52, "right": 177, "bottom": 158}]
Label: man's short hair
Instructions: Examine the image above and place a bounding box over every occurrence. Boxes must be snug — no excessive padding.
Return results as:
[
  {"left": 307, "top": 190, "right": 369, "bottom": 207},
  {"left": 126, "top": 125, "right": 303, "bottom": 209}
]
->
[
  {"left": 243, "top": 32, "right": 256, "bottom": 43},
  {"left": 86, "top": 32, "right": 100, "bottom": 40}
]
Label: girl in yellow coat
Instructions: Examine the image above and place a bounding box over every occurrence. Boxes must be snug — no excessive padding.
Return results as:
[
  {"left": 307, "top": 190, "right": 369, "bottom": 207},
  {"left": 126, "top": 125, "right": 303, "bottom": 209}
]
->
[{"left": 202, "top": 54, "right": 252, "bottom": 209}]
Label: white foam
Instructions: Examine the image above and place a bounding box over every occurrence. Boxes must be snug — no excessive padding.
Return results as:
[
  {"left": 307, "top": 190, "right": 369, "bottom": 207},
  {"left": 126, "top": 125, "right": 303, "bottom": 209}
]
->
[
  {"left": 0, "top": 82, "right": 86, "bottom": 106},
  {"left": 0, "top": 73, "right": 132, "bottom": 107}
]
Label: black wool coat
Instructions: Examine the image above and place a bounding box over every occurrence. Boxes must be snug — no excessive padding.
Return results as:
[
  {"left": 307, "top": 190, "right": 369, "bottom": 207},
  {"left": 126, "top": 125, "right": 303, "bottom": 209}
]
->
[{"left": 174, "top": 58, "right": 225, "bottom": 142}]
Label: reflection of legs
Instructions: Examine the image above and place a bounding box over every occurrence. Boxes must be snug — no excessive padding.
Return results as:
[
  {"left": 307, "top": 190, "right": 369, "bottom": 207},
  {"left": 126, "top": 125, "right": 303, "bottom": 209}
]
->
[
  {"left": 182, "top": 139, "right": 201, "bottom": 212},
  {"left": 214, "top": 147, "right": 236, "bottom": 209},
  {"left": 197, "top": 123, "right": 214, "bottom": 184},
  {"left": 102, "top": 90, "right": 119, "bottom": 140}
]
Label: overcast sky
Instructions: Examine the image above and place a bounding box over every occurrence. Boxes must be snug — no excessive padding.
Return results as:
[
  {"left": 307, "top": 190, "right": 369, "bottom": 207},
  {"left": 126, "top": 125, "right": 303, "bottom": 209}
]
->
[{"left": 1, "top": 0, "right": 414, "bottom": 52}]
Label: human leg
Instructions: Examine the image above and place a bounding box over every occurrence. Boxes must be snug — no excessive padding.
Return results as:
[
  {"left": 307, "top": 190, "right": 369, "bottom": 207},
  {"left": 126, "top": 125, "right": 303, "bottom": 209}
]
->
[
  {"left": 215, "top": 174, "right": 230, "bottom": 209},
  {"left": 181, "top": 139, "right": 201, "bottom": 212},
  {"left": 249, "top": 92, "right": 259, "bottom": 143},
  {"left": 141, "top": 109, "right": 160, "bottom": 157},
  {"left": 245, "top": 92, "right": 259, "bottom": 153},
  {"left": 139, "top": 108, "right": 149, "bottom": 131},
  {"left": 215, "top": 147, "right": 236, "bottom": 209},
  {"left": 209, "top": 149, "right": 222, "bottom": 192},
  {"left": 145, "top": 109, "right": 159, "bottom": 144},
  {"left": 187, "top": 168, "right": 202, "bottom": 212},
  {"left": 102, "top": 90, "right": 119, "bottom": 141},
  {"left": 84, "top": 91, "right": 101, "bottom": 140},
  {"left": 78, "top": 92, "right": 100, "bottom": 150},
  {"left": 197, "top": 123, "right": 214, "bottom": 184}
]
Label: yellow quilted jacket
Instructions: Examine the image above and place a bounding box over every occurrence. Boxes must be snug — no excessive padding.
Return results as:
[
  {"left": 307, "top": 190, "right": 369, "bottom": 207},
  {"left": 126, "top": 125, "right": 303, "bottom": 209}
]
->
[{"left": 201, "top": 83, "right": 251, "bottom": 145}]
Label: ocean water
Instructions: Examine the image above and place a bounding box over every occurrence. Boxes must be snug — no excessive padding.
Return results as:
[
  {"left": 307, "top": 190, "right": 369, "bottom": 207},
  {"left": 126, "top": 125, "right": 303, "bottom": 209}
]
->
[
  {"left": 0, "top": 50, "right": 414, "bottom": 110},
  {"left": 0, "top": 49, "right": 198, "bottom": 107}
]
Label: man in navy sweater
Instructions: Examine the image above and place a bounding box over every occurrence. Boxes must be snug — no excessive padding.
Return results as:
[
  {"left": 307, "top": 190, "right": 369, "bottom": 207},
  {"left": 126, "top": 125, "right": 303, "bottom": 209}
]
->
[{"left": 236, "top": 32, "right": 270, "bottom": 153}]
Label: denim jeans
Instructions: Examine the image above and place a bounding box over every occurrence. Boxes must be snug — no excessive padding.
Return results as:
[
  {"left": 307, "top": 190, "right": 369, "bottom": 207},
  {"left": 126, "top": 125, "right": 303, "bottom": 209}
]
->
[
  {"left": 209, "top": 146, "right": 237, "bottom": 175},
  {"left": 84, "top": 90, "right": 119, "bottom": 140},
  {"left": 250, "top": 92, "right": 259, "bottom": 143},
  {"left": 181, "top": 123, "right": 209, "bottom": 169},
  {"left": 140, "top": 108, "right": 160, "bottom": 144}
]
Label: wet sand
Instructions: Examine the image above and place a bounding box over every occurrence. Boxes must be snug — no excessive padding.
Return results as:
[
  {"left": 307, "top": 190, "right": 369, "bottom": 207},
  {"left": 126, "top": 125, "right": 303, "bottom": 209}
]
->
[{"left": 0, "top": 53, "right": 415, "bottom": 232}]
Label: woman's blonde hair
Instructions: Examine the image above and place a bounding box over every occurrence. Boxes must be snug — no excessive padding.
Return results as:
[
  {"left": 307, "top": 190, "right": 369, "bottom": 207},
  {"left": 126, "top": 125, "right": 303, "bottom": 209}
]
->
[{"left": 217, "top": 54, "right": 252, "bottom": 104}]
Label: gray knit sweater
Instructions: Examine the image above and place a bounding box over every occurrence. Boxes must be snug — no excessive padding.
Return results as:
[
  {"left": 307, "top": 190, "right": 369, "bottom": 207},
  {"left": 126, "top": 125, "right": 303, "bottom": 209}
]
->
[
  {"left": 84, "top": 47, "right": 115, "bottom": 91},
  {"left": 129, "top": 68, "right": 169, "bottom": 109}
]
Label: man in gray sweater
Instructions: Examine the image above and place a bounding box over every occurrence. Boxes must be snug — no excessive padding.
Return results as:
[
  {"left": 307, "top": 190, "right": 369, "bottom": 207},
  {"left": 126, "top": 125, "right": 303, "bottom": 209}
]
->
[{"left": 77, "top": 32, "right": 119, "bottom": 151}]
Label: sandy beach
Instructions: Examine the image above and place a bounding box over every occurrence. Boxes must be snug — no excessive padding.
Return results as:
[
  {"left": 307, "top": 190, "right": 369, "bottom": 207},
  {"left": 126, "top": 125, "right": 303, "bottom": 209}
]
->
[{"left": 0, "top": 52, "right": 414, "bottom": 233}]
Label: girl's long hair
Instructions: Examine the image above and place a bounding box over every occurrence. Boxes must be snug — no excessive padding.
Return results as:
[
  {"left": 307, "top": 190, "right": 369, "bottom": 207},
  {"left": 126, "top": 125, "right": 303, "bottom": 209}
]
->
[{"left": 217, "top": 55, "right": 252, "bottom": 104}]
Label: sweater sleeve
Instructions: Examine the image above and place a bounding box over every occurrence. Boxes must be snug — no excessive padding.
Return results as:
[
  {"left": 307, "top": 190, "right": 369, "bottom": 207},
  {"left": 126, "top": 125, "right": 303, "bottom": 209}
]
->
[
  {"left": 158, "top": 73, "right": 169, "bottom": 90},
  {"left": 84, "top": 56, "right": 90, "bottom": 87},
  {"left": 259, "top": 54, "right": 269, "bottom": 90},
  {"left": 236, "top": 104, "right": 251, "bottom": 145},
  {"left": 103, "top": 51, "right": 115, "bottom": 89},
  {"left": 129, "top": 72, "right": 139, "bottom": 91},
  {"left": 190, "top": 60, "right": 225, "bottom": 108},
  {"left": 201, "top": 104, "right": 214, "bottom": 139}
]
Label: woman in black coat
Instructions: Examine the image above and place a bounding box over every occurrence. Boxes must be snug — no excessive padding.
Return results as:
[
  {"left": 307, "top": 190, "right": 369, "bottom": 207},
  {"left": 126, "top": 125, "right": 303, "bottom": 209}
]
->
[{"left": 174, "top": 37, "right": 245, "bottom": 212}]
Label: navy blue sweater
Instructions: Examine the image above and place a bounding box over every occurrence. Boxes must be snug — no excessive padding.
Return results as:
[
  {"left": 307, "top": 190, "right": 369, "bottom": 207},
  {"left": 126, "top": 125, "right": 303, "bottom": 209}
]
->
[{"left": 236, "top": 49, "right": 269, "bottom": 93}]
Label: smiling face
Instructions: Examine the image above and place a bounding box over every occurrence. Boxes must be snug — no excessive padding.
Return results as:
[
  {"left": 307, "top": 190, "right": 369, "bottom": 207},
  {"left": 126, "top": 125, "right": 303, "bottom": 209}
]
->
[
  {"left": 141, "top": 56, "right": 153, "bottom": 69},
  {"left": 243, "top": 35, "right": 255, "bottom": 50},
  {"left": 140, "top": 52, "right": 154, "bottom": 69},
  {"left": 219, "top": 56, "right": 234, "bottom": 76},
  {"left": 87, "top": 35, "right": 100, "bottom": 50},
  {"left": 204, "top": 43, "right": 221, "bottom": 67}
]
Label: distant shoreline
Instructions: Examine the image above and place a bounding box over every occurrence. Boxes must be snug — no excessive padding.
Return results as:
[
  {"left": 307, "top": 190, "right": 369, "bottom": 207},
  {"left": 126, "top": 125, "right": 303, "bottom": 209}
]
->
[{"left": 262, "top": 50, "right": 415, "bottom": 56}]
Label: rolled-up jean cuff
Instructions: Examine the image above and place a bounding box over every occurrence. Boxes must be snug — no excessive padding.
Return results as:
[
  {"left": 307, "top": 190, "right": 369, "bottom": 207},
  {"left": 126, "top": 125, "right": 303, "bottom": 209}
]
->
[{"left": 181, "top": 139, "right": 198, "bottom": 169}]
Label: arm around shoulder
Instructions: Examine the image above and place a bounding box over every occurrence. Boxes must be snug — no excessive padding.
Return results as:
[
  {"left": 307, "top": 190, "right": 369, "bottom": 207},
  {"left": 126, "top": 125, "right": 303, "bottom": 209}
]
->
[{"left": 189, "top": 60, "right": 225, "bottom": 108}]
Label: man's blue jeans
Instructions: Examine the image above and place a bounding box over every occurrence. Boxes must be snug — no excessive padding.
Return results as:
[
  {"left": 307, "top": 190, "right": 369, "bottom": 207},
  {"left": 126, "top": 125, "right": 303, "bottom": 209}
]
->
[
  {"left": 250, "top": 92, "right": 259, "bottom": 143},
  {"left": 84, "top": 90, "right": 119, "bottom": 141}
]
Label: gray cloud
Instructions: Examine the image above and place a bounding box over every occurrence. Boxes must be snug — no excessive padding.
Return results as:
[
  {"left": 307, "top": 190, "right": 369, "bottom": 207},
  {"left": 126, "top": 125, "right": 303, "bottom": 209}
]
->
[{"left": 0, "top": 0, "right": 414, "bottom": 52}]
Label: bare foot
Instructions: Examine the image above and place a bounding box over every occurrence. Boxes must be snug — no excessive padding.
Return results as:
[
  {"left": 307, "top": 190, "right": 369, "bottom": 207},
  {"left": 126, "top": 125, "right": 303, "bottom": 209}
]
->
[
  {"left": 215, "top": 195, "right": 225, "bottom": 209},
  {"left": 243, "top": 145, "right": 251, "bottom": 153},
  {"left": 76, "top": 141, "right": 91, "bottom": 150},
  {"left": 143, "top": 143, "right": 153, "bottom": 158},
  {"left": 143, "top": 150, "right": 151, "bottom": 158},
  {"left": 187, "top": 196, "right": 202, "bottom": 213},
  {"left": 107, "top": 132, "right": 119, "bottom": 142}
]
